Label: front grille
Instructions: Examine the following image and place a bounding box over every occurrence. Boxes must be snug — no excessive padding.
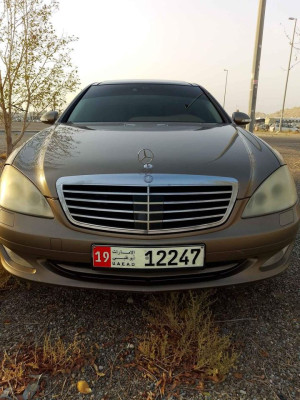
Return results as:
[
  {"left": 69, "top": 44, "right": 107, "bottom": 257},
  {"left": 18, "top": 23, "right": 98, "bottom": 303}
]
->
[{"left": 57, "top": 175, "right": 238, "bottom": 234}]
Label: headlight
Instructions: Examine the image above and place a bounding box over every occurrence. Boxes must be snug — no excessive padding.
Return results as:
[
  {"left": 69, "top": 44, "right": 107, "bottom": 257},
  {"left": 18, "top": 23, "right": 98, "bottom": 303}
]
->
[
  {"left": 0, "top": 166, "right": 53, "bottom": 218},
  {"left": 243, "top": 165, "right": 298, "bottom": 218}
]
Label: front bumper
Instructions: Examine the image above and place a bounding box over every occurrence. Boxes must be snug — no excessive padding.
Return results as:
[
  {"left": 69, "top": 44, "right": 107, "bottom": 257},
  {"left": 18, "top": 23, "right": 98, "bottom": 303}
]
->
[{"left": 0, "top": 199, "right": 299, "bottom": 292}]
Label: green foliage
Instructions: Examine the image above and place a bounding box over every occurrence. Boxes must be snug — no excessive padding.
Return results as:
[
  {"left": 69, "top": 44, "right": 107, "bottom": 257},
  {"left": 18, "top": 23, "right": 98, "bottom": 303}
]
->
[{"left": 0, "top": 0, "right": 80, "bottom": 154}]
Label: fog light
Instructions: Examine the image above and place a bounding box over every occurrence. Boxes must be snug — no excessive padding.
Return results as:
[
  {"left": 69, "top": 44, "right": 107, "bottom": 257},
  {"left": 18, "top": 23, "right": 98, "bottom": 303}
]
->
[
  {"left": 261, "top": 246, "right": 289, "bottom": 268},
  {"left": 3, "top": 246, "right": 36, "bottom": 272}
]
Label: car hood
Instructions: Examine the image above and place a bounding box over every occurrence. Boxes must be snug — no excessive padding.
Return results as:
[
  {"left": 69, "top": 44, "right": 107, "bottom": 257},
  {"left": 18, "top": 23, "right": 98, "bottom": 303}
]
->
[{"left": 12, "top": 123, "right": 280, "bottom": 199}]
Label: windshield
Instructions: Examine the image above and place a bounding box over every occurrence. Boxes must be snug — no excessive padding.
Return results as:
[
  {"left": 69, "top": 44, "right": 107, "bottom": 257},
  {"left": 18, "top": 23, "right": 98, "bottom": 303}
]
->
[{"left": 67, "top": 84, "right": 224, "bottom": 124}]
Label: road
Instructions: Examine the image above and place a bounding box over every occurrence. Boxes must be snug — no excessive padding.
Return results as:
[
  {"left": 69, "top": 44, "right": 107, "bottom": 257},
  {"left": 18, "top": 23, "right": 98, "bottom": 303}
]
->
[
  {"left": 258, "top": 133, "right": 300, "bottom": 182},
  {"left": 259, "top": 133, "right": 300, "bottom": 155}
]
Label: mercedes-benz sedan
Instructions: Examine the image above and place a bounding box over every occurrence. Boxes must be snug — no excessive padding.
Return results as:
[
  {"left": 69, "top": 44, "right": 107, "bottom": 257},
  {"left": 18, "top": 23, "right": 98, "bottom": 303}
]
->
[{"left": 0, "top": 80, "right": 299, "bottom": 291}]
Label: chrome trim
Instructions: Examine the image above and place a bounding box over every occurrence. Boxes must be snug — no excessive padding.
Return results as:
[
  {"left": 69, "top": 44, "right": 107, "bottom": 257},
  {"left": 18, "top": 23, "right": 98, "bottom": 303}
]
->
[
  {"left": 68, "top": 205, "right": 136, "bottom": 214},
  {"left": 71, "top": 213, "right": 138, "bottom": 223},
  {"left": 158, "top": 214, "right": 224, "bottom": 222},
  {"left": 67, "top": 205, "right": 227, "bottom": 214},
  {"left": 65, "top": 197, "right": 230, "bottom": 205},
  {"left": 147, "top": 186, "right": 150, "bottom": 232},
  {"left": 64, "top": 189, "right": 232, "bottom": 196},
  {"left": 150, "top": 191, "right": 232, "bottom": 195},
  {"left": 65, "top": 197, "right": 136, "bottom": 204},
  {"left": 64, "top": 190, "right": 147, "bottom": 195},
  {"left": 56, "top": 174, "right": 238, "bottom": 235},
  {"left": 164, "top": 199, "right": 230, "bottom": 204},
  {"left": 156, "top": 206, "right": 227, "bottom": 214},
  {"left": 57, "top": 174, "right": 236, "bottom": 186},
  {"left": 70, "top": 213, "right": 224, "bottom": 223}
]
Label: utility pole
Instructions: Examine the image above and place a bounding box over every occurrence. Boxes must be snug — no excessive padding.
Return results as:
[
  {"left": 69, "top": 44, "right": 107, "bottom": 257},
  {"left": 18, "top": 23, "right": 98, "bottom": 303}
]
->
[
  {"left": 279, "top": 17, "right": 297, "bottom": 132},
  {"left": 223, "top": 69, "right": 228, "bottom": 108},
  {"left": 248, "top": 0, "right": 267, "bottom": 132}
]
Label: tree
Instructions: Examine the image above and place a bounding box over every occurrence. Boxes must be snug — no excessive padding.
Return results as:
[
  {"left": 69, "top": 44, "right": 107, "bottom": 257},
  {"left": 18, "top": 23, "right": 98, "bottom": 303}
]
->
[
  {"left": 0, "top": 0, "right": 80, "bottom": 156},
  {"left": 283, "top": 21, "right": 300, "bottom": 71}
]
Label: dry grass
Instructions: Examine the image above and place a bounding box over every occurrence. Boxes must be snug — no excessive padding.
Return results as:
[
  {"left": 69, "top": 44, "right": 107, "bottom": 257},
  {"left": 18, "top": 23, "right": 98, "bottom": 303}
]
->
[
  {"left": 288, "top": 159, "right": 300, "bottom": 173},
  {"left": 0, "top": 264, "right": 21, "bottom": 290},
  {"left": 0, "top": 266, "right": 13, "bottom": 289},
  {"left": 0, "top": 333, "right": 93, "bottom": 395},
  {"left": 136, "top": 291, "right": 238, "bottom": 395}
]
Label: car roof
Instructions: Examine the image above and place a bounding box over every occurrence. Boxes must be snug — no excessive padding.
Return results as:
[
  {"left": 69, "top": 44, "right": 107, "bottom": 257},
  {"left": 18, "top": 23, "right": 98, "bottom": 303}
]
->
[{"left": 93, "top": 79, "right": 199, "bottom": 86}]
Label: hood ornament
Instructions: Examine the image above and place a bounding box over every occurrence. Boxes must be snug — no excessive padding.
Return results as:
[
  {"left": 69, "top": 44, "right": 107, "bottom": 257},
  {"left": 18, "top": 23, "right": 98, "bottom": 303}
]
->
[
  {"left": 138, "top": 149, "right": 154, "bottom": 183},
  {"left": 138, "top": 148, "right": 154, "bottom": 170}
]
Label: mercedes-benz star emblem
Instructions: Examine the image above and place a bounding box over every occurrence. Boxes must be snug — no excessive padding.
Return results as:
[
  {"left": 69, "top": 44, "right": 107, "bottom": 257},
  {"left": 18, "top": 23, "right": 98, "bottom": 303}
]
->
[
  {"left": 144, "top": 174, "right": 153, "bottom": 183},
  {"left": 138, "top": 149, "right": 154, "bottom": 165}
]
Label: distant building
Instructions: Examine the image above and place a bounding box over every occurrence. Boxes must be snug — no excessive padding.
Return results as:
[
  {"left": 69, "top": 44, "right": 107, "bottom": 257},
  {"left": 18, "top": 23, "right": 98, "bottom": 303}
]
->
[
  {"left": 254, "top": 117, "right": 300, "bottom": 132},
  {"left": 265, "top": 117, "right": 300, "bottom": 126},
  {"left": 27, "top": 111, "right": 43, "bottom": 122},
  {"left": 12, "top": 112, "right": 24, "bottom": 122},
  {"left": 261, "top": 117, "right": 300, "bottom": 132}
]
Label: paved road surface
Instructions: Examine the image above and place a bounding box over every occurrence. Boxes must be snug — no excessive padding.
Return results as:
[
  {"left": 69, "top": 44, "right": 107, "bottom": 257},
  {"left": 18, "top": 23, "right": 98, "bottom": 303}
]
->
[{"left": 259, "top": 133, "right": 300, "bottom": 181}]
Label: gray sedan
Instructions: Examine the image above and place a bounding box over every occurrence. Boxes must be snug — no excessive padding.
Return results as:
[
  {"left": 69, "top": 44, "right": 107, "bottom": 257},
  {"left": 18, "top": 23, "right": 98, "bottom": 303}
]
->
[{"left": 0, "top": 80, "right": 299, "bottom": 291}]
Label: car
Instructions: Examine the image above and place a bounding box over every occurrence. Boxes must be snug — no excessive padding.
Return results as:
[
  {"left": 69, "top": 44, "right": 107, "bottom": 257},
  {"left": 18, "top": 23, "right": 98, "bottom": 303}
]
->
[{"left": 0, "top": 80, "right": 299, "bottom": 292}]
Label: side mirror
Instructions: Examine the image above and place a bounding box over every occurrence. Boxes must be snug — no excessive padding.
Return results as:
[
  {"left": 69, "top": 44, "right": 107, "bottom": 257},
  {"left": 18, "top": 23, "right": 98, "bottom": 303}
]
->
[
  {"left": 40, "top": 110, "right": 59, "bottom": 125},
  {"left": 232, "top": 112, "right": 251, "bottom": 126}
]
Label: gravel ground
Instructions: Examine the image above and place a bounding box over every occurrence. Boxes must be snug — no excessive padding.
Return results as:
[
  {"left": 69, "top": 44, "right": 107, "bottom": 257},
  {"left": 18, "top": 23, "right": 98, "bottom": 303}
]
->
[{"left": 0, "top": 132, "right": 299, "bottom": 400}]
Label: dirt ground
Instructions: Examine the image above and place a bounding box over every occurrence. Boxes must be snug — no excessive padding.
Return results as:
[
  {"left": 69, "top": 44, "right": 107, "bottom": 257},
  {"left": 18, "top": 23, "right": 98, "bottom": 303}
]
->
[{"left": 0, "top": 121, "right": 46, "bottom": 132}]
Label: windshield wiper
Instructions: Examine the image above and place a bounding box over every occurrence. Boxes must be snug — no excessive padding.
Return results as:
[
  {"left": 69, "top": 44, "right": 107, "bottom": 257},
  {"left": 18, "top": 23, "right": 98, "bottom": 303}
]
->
[{"left": 185, "top": 93, "right": 203, "bottom": 110}]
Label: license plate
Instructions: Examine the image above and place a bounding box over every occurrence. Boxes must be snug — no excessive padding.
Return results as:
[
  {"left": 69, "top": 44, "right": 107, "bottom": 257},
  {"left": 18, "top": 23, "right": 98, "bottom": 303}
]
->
[{"left": 92, "top": 245, "right": 205, "bottom": 269}]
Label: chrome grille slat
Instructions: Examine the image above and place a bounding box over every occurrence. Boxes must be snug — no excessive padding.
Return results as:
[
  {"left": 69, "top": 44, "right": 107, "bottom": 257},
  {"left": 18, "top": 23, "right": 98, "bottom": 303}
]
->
[
  {"left": 57, "top": 174, "right": 238, "bottom": 234},
  {"left": 65, "top": 198, "right": 230, "bottom": 206},
  {"left": 64, "top": 190, "right": 232, "bottom": 195},
  {"left": 71, "top": 213, "right": 138, "bottom": 223},
  {"left": 150, "top": 191, "right": 232, "bottom": 195},
  {"left": 160, "top": 214, "right": 224, "bottom": 223},
  {"left": 164, "top": 199, "right": 230, "bottom": 204},
  {"left": 65, "top": 197, "right": 135, "bottom": 204},
  {"left": 68, "top": 213, "right": 223, "bottom": 224},
  {"left": 72, "top": 213, "right": 163, "bottom": 224},
  {"left": 68, "top": 205, "right": 136, "bottom": 214},
  {"left": 155, "top": 206, "right": 227, "bottom": 214},
  {"left": 64, "top": 190, "right": 147, "bottom": 195},
  {"left": 67, "top": 205, "right": 227, "bottom": 214}
]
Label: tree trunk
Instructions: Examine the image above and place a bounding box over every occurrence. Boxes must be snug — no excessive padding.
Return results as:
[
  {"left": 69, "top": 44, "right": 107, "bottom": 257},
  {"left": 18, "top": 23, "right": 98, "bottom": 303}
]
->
[
  {"left": 5, "top": 121, "right": 13, "bottom": 156},
  {"left": 12, "top": 101, "right": 30, "bottom": 149}
]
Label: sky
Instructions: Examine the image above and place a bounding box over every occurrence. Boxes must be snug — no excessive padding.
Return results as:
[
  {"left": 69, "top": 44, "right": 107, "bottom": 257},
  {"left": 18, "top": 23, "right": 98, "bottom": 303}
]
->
[{"left": 52, "top": 0, "right": 300, "bottom": 115}]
